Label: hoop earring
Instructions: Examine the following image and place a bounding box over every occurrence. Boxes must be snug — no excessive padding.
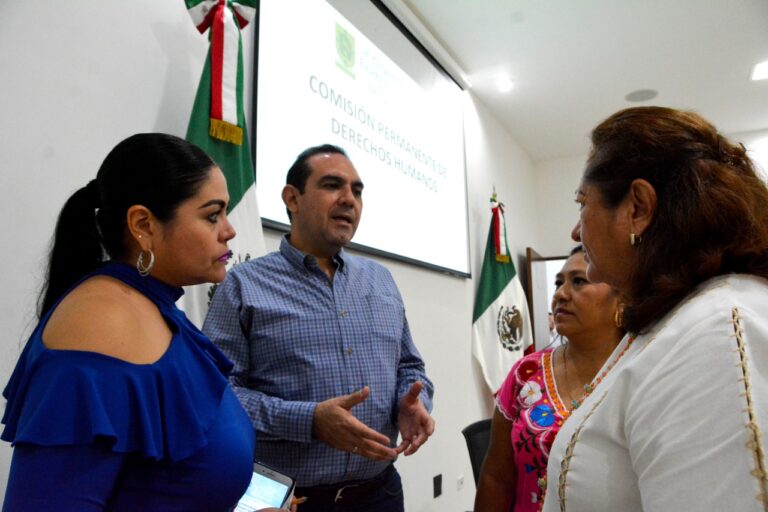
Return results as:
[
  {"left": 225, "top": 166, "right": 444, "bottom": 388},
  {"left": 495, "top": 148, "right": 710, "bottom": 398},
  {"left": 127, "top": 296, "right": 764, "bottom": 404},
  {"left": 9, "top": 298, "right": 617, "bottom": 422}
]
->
[
  {"left": 630, "top": 233, "right": 642, "bottom": 246},
  {"left": 614, "top": 307, "right": 624, "bottom": 328},
  {"left": 136, "top": 250, "right": 155, "bottom": 277}
]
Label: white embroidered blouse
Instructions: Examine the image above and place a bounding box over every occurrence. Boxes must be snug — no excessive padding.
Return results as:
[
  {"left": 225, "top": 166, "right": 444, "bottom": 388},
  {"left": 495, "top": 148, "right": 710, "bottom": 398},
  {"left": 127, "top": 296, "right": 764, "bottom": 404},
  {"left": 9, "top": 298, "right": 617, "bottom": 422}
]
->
[{"left": 543, "top": 274, "right": 768, "bottom": 512}]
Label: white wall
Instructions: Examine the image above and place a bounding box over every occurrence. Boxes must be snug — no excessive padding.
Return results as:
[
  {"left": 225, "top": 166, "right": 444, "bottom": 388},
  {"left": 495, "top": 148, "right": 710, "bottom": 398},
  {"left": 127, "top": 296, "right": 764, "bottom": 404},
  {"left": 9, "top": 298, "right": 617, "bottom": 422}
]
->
[
  {"left": 0, "top": 0, "right": 208, "bottom": 501},
  {"left": 532, "top": 154, "right": 588, "bottom": 257},
  {"left": 0, "top": 2, "right": 543, "bottom": 511},
  {"left": 532, "top": 129, "right": 768, "bottom": 260}
]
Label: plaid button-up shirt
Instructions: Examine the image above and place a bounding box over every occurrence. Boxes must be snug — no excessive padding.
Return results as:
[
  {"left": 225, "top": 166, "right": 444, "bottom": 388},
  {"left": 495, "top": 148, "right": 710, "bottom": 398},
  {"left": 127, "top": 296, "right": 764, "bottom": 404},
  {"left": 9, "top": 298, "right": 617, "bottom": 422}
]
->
[{"left": 203, "top": 236, "right": 433, "bottom": 486}]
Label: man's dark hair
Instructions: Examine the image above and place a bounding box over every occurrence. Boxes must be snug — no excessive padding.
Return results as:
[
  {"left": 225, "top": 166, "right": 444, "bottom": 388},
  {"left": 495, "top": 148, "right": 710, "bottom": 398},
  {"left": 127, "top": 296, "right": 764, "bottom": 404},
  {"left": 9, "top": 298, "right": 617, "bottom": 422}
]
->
[
  {"left": 286, "top": 144, "right": 348, "bottom": 192},
  {"left": 285, "top": 144, "right": 348, "bottom": 220}
]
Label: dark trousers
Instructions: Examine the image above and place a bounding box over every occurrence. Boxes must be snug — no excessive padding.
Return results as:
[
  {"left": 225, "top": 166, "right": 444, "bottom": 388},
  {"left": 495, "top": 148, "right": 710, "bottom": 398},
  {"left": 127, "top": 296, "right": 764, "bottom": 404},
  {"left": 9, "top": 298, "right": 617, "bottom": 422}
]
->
[{"left": 294, "top": 465, "right": 404, "bottom": 512}]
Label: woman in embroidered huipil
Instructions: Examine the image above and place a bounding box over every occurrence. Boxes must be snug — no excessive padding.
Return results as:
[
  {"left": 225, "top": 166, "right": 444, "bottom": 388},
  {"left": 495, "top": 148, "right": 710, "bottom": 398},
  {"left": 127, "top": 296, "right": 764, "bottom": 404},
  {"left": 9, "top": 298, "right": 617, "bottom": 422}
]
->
[
  {"left": 543, "top": 106, "right": 768, "bottom": 512},
  {"left": 1, "top": 134, "right": 286, "bottom": 512},
  {"left": 474, "top": 246, "right": 624, "bottom": 512}
]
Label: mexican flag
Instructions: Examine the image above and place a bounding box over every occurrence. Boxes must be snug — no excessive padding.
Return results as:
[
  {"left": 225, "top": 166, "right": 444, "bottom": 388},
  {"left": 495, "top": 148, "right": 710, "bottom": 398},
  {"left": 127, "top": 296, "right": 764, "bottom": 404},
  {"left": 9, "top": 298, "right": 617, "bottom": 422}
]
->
[
  {"left": 178, "top": 0, "right": 265, "bottom": 327},
  {"left": 472, "top": 196, "right": 533, "bottom": 392}
]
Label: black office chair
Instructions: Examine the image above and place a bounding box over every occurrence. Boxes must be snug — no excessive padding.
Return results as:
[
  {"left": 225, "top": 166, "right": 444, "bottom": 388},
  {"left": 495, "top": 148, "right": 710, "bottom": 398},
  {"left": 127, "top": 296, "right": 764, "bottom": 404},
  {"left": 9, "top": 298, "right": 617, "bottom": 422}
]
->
[{"left": 461, "top": 418, "right": 492, "bottom": 486}]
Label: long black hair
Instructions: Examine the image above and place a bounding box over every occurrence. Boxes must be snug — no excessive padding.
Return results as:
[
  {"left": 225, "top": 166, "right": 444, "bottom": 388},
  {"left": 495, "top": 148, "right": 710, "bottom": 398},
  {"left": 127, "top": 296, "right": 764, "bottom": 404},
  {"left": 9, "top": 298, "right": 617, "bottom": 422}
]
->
[{"left": 38, "top": 133, "right": 215, "bottom": 317}]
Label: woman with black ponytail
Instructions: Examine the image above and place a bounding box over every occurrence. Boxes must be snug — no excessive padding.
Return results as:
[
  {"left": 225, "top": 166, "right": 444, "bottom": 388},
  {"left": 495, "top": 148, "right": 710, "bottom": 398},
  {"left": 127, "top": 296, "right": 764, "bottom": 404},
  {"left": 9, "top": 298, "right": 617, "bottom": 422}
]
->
[{"left": 1, "top": 134, "right": 283, "bottom": 511}]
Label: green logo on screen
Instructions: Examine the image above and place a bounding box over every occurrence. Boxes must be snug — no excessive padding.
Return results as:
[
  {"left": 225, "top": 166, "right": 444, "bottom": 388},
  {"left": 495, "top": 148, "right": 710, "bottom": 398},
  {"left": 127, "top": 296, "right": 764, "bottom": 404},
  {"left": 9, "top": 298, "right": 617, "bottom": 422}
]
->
[{"left": 336, "top": 23, "right": 355, "bottom": 78}]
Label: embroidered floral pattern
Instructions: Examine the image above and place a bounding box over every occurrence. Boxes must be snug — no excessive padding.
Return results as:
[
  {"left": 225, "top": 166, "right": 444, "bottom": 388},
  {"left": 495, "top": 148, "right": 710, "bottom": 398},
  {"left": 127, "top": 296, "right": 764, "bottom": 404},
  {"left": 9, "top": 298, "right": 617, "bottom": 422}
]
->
[
  {"left": 530, "top": 404, "right": 555, "bottom": 428},
  {"left": 519, "top": 381, "right": 542, "bottom": 406},
  {"left": 543, "top": 351, "right": 570, "bottom": 419},
  {"left": 496, "top": 349, "right": 570, "bottom": 511}
]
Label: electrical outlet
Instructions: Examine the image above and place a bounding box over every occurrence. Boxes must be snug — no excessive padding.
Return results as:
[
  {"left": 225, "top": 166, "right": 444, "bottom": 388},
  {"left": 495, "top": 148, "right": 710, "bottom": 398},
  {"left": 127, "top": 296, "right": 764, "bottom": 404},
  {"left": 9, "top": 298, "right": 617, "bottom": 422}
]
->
[
  {"left": 457, "top": 475, "right": 465, "bottom": 491},
  {"left": 433, "top": 474, "right": 442, "bottom": 498}
]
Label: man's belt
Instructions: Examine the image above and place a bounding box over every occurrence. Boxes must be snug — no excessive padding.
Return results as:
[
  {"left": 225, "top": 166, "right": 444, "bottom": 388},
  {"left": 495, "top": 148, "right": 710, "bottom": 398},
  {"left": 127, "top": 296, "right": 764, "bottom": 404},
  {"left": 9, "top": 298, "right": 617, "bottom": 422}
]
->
[{"left": 294, "top": 465, "right": 395, "bottom": 505}]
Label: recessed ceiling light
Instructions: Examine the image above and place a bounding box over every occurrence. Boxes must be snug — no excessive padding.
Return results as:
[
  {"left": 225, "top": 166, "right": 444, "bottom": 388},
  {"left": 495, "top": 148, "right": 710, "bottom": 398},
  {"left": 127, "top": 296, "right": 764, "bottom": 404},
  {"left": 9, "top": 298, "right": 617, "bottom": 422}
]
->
[
  {"left": 494, "top": 75, "right": 514, "bottom": 93},
  {"left": 625, "top": 89, "right": 658, "bottom": 102},
  {"left": 751, "top": 60, "right": 768, "bottom": 81}
]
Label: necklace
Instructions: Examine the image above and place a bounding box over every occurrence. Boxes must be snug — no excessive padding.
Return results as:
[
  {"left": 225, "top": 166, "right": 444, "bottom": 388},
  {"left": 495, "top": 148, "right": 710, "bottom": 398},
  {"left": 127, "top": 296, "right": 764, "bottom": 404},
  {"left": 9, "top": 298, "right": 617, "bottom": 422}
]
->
[
  {"left": 561, "top": 344, "right": 582, "bottom": 410},
  {"left": 562, "top": 335, "right": 636, "bottom": 411}
]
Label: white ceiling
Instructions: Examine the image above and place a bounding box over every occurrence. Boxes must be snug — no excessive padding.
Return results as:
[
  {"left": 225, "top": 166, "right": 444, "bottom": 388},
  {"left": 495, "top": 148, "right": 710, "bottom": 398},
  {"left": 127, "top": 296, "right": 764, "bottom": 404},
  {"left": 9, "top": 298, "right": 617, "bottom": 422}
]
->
[{"left": 390, "top": 0, "right": 768, "bottom": 162}]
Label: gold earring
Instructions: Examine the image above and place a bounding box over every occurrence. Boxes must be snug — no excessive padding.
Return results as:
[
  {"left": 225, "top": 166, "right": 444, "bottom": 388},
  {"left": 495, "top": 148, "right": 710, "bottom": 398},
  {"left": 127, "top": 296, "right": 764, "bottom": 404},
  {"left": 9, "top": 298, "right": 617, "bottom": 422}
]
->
[
  {"left": 630, "top": 233, "right": 642, "bottom": 246},
  {"left": 614, "top": 307, "right": 624, "bottom": 328}
]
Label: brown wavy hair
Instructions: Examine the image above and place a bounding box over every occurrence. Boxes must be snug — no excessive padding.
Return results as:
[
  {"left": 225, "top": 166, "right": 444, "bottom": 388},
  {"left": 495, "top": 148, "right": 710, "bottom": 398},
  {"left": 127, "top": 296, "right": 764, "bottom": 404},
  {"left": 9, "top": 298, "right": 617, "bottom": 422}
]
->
[{"left": 583, "top": 106, "right": 768, "bottom": 333}]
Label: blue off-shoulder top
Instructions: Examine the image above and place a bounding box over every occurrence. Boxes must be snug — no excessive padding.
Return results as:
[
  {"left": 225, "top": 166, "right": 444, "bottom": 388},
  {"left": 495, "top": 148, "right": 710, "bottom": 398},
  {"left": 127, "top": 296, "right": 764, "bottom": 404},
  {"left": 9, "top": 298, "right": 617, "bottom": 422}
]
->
[{"left": 1, "top": 262, "right": 255, "bottom": 511}]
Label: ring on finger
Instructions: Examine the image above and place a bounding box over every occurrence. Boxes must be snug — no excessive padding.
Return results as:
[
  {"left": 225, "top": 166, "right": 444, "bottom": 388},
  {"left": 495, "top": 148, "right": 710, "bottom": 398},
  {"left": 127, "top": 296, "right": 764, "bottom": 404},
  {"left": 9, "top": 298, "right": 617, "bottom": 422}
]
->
[{"left": 352, "top": 445, "right": 359, "bottom": 454}]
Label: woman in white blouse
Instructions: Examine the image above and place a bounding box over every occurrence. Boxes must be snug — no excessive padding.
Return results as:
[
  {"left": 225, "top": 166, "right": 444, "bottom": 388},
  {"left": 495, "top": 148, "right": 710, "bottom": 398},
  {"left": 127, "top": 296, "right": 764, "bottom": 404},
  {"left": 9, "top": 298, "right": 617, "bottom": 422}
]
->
[{"left": 542, "top": 106, "right": 768, "bottom": 512}]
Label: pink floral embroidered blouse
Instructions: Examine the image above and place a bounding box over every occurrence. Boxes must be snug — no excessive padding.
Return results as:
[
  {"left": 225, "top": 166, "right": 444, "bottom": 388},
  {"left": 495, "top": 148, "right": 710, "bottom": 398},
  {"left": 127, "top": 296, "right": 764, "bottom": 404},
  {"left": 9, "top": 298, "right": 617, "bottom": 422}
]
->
[{"left": 496, "top": 348, "right": 570, "bottom": 512}]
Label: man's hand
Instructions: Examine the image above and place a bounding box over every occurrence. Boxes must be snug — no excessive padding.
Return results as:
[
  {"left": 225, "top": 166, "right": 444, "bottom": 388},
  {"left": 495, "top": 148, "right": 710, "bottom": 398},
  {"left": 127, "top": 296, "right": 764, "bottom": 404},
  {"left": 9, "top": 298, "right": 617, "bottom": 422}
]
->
[
  {"left": 395, "top": 381, "right": 435, "bottom": 456},
  {"left": 313, "top": 386, "right": 398, "bottom": 461}
]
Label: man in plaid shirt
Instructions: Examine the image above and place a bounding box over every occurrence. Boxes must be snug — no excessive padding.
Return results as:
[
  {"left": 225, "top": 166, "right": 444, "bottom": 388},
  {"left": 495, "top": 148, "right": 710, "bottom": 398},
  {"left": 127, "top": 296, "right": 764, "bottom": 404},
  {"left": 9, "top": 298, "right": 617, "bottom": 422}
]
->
[{"left": 204, "top": 144, "right": 435, "bottom": 512}]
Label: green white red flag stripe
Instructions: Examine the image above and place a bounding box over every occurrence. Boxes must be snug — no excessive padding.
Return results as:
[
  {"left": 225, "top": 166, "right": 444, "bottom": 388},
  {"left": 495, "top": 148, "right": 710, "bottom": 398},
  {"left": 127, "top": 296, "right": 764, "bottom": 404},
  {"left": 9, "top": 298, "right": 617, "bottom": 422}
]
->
[
  {"left": 209, "top": 4, "right": 239, "bottom": 126},
  {"left": 179, "top": 0, "right": 264, "bottom": 327},
  {"left": 492, "top": 199, "right": 510, "bottom": 263},
  {"left": 472, "top": 195, "right": 533, "bottom": 392},
  {"left": 188, "top": 0, "right": 255, "bottom": 30},
  {"left": 185, "top": 0, "right": 257, "bottom": 145}
]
